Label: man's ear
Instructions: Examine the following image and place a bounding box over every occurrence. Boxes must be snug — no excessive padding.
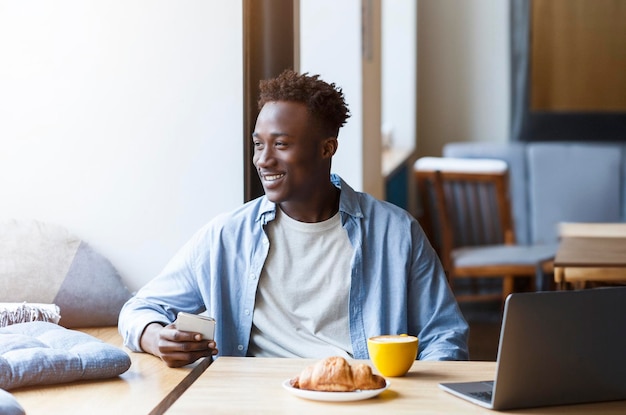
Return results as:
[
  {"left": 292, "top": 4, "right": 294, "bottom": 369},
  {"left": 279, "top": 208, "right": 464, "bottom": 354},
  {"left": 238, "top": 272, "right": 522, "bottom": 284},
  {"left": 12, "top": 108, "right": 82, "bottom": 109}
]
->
[{"left": 322, "top": 137, "right": 338, "bottom": 159}]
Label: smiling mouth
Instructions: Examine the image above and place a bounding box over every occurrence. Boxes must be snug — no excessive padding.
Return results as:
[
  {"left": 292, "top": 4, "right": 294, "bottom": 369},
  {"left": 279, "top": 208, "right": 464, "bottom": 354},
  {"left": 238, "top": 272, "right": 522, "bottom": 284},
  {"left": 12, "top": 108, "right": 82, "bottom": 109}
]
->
[{"left": 262, "top": 173, "right": 285, "bottom": 182}]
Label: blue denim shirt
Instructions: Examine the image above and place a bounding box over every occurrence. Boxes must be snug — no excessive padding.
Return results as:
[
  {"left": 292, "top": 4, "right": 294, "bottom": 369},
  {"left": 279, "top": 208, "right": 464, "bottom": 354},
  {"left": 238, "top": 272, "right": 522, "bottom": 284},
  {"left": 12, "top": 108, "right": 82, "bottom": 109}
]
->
[{"left": 119, "top": 175, "right": 469, "bottom": 361}]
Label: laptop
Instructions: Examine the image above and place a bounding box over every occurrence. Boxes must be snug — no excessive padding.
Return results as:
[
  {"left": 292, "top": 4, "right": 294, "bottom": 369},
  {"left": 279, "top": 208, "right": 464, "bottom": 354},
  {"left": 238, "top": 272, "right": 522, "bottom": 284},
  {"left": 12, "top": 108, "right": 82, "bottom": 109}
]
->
[{"left": 439, "top": 287, "right": 626, "bottom": 410}]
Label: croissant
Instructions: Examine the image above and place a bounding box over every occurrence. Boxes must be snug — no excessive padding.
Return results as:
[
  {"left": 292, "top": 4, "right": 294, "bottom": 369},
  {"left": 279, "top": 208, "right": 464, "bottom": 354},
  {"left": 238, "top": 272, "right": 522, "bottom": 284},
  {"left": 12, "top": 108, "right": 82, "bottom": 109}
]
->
[
  {"left": 352, "top": 362, "right": 387, "bottom": 390},
  {"left": 292, "top": 356, "right": 386, "bottom": 392}
]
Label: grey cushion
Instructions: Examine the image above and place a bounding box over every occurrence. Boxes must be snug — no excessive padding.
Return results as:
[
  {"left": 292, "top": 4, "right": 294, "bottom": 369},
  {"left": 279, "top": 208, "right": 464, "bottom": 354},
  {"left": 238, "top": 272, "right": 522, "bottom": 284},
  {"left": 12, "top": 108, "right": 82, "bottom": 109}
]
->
[
  {"left": 0, "top": 219, "right": 132, "bottom": 327},
  {"left": 0, "top": 321, "right": 131, "bottom": 390},
  {"left": 0, "top": 389, "right": 24, "bottom": 415},
  {"left": 527, "top": 143, "right": 623, "bottom": 244},
  {"left": 452, "top": 243, "right": 558, "bottom": 267}
]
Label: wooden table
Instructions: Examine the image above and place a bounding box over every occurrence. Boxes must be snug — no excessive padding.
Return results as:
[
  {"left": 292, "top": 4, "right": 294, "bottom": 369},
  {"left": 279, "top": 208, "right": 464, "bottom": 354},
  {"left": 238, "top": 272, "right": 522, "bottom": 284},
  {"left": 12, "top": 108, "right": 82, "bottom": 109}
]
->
[
  {"left": 167, "top": 357, "right": 626, "bottom": 414},
  {"left": 11, "top": 327, "right": 211, "bottom": 415},
  {"left": 554, "top": 236, "right": 626, "bottom": 289}
]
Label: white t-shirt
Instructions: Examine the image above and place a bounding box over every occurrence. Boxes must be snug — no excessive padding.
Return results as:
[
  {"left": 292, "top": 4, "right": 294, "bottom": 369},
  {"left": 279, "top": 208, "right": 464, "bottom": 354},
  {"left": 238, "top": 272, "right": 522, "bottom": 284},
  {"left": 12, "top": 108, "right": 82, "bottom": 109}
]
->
[{"left": 247, "top": 208, "right": 354, "bottom": 358}]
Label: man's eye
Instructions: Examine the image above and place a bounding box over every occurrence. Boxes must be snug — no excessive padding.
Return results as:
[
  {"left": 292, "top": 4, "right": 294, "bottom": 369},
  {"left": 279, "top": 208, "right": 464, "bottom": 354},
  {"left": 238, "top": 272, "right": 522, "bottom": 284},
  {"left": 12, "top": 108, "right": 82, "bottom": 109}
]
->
[{"left": 275, "top": 142, "right": 287, "bottom": 147}]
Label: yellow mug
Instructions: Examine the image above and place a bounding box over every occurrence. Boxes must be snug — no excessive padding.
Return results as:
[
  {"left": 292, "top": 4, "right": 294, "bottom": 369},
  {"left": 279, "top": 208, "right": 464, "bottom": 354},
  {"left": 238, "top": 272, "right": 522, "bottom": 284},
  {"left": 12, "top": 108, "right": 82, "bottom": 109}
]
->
[{"left": 367, "top": 334, "right": 418, "bottom": 377}]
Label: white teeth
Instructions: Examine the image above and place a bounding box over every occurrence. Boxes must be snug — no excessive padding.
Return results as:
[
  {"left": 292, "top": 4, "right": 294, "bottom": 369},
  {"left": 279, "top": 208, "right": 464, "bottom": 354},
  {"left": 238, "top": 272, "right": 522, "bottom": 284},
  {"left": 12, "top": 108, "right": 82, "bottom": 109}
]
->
[{"left": 264, "top": 174, "right": 284, "bottom": 181}]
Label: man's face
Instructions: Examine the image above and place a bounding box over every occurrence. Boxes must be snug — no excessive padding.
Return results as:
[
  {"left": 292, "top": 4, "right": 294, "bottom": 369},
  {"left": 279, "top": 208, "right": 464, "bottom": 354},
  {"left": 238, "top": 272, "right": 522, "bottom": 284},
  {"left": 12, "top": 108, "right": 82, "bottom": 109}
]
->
[{"left": 252, "top": 101, "right": 334, "bottom": 205}]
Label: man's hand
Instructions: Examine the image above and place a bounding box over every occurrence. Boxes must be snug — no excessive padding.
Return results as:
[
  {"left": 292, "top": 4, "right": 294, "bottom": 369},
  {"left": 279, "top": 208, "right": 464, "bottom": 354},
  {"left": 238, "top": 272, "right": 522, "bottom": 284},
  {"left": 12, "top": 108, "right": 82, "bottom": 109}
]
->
[{"left": 140, "top": 322, "right": 218, "bottom": 367}]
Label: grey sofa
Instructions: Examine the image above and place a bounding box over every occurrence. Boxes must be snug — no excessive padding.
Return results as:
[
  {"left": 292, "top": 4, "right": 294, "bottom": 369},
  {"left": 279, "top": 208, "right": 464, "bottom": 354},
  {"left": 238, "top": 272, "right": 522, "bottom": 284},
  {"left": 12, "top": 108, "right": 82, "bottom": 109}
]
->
[{"left": 443, "top": 142, "right": 626, "bottom": 248}]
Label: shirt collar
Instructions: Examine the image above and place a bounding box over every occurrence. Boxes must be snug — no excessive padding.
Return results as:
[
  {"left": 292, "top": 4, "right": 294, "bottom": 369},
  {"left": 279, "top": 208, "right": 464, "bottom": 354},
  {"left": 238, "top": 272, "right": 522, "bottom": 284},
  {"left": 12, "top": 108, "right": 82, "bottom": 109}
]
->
[
  {"left": 331, "top": 174, "right": 364, "bottom": 220},
  {"left": 255, "top": 173, "right": 364, "bottom": 225}
]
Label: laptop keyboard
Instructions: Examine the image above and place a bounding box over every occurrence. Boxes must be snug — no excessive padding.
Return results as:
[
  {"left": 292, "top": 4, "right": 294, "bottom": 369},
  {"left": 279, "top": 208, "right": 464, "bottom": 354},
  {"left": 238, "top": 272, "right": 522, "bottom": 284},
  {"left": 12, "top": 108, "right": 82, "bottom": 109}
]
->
[{"left": 469, "top": 390, "right": 493, "bottom": 403}]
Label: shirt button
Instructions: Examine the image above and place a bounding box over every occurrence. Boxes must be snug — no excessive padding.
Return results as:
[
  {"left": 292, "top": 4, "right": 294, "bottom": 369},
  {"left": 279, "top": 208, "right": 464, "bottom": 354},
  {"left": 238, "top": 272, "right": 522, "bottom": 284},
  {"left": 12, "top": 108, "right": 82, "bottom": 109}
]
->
[
  {"left": 244, "top": 309, "right": 250, "bottom": 316},
  {"left": 237, "top": 345, "right": 244, "bottom": 351},
  {"left": 263, "top": 239, "right": 269, "bottom": 245},
  {"left": 249, "top": 273, "right": 256, "bottom": 280}
]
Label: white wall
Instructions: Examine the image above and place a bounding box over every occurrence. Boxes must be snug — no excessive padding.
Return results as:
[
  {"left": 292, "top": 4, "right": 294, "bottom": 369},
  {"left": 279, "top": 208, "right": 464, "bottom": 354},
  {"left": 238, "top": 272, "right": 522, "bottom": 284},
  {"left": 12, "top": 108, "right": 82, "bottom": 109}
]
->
[
  {"left": 382, "top": 0, "right": 416, "bottom": 152},
  {"left": 417, "top": 0, "right": 510, "bottom": 157},
  {"left": 299, "top": 0, "right": 365, "bottom": 192},
  {"left": 299, "top": 0, "right": 384, "bottom": 198},
  {"left": 0, "top": 1, "right": 243, "bottom": 291}
]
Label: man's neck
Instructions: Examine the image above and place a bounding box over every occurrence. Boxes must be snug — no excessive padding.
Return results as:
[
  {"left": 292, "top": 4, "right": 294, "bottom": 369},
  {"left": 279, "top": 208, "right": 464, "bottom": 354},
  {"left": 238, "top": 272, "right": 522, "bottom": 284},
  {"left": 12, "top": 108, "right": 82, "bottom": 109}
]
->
[{"left": 278, "top": 185, "right": 340, "bottom": 223}]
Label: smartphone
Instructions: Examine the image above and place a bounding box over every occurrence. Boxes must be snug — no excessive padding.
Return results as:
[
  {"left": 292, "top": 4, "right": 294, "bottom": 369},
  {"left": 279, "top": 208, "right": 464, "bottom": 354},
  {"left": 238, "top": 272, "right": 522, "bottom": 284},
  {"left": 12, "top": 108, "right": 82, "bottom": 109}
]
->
[{"left": 175, "top": 312, "right": 216, "bottom": 340}]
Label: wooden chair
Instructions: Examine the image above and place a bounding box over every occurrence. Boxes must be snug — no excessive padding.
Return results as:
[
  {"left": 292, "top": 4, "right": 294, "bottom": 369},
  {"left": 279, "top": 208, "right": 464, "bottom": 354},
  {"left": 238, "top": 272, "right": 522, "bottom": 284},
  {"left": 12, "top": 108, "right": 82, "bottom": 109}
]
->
[
  {"left": 555, "top": 222, "right": 626, "bottom": 289},
  {"left": 414, "top": 157, "right": 555, "bottom": 305}
]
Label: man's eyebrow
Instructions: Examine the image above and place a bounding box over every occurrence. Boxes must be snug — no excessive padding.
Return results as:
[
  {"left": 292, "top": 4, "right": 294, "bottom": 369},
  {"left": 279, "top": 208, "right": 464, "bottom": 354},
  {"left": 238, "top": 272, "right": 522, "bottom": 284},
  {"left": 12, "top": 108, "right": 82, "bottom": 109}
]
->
[{"left": 251, "top": 132, "right": 290, "bottom": 138}]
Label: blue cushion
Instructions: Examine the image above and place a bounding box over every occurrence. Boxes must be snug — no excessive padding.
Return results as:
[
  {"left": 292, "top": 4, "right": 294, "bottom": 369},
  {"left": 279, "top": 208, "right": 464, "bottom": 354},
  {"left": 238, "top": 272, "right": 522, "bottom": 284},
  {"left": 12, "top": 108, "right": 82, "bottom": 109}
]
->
[
  {"left": 0, "top": 389, "right": 24, "bottom": 415},
  {"left": 0, "top": 321, "right": 131, "bottom": 390},
  {"left": 527, "top": 143, "right": 623, "bottom": 244}
]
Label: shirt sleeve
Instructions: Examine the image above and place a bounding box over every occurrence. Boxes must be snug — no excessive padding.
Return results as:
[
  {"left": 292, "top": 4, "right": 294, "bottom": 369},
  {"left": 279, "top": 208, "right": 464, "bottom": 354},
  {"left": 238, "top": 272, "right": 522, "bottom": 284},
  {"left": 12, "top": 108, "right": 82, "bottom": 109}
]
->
[
  {"left": 118, "top": 232, "right": 207, "bottom": 352},
  {"left": 409, "top": 220, "right": 470, "bottom": 361}
]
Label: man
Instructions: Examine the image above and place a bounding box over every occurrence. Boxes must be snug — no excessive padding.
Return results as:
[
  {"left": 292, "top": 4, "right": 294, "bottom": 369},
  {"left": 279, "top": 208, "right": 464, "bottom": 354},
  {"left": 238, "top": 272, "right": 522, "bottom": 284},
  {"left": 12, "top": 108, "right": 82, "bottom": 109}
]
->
[{"left": 119, "top": 70, "right": 469, "bottom": 367}]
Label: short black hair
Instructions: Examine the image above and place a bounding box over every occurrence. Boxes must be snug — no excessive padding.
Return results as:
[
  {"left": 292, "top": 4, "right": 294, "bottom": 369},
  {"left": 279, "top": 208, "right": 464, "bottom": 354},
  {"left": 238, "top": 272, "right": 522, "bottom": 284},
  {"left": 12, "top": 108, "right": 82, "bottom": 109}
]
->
[{"left": 258, "top": 69, "right": 351, "bottom": 137}]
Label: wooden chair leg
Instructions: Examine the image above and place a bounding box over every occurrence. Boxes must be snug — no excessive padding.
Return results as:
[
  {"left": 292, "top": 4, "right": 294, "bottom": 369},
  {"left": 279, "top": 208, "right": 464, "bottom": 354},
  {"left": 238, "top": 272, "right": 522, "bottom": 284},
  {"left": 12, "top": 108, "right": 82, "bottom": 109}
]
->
[
  {"left": 554, "top": 267, "right": 566, "bottom": 290},
  {"left": 502, "top": 275, "right": 514, "bottom": 307}
]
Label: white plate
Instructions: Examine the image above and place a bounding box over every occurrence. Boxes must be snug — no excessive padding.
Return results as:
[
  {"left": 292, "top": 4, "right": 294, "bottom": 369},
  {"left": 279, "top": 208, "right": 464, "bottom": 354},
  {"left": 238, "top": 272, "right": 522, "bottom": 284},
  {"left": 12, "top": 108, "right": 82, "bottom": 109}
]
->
[{"left": 282, "top": 378, "right": 390, "bottom": 402}]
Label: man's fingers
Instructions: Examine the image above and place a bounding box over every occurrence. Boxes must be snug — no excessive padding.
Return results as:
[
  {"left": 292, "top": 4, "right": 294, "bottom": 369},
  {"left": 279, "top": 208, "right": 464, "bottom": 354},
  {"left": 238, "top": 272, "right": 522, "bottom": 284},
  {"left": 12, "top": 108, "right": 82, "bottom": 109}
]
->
[
  {"left": 160, "top": 349, "right": 213, "bottom": 368},
  {"left": 161, "top": 326, "right": 199, "bottom": 342}
]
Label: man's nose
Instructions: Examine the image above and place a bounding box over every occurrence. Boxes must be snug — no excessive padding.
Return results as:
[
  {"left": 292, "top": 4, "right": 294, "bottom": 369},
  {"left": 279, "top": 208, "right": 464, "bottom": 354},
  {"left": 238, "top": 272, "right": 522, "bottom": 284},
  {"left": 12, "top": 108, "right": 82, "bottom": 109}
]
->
[{"left": 254, "top": 147, "right": 273, "bottom": 167}]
